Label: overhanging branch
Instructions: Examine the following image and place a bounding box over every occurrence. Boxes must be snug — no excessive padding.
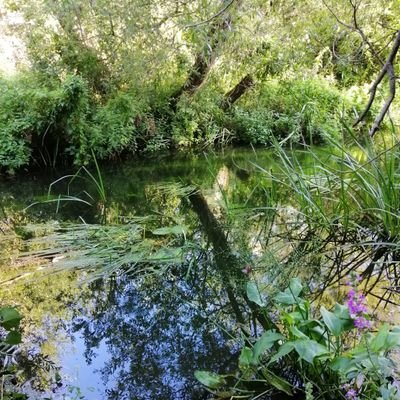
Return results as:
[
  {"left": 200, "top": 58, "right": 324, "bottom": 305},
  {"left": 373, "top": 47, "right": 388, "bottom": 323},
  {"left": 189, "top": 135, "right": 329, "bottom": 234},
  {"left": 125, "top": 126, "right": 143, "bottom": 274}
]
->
[{"left": 353, "top": 30, "right": 400, "bottom": 137}]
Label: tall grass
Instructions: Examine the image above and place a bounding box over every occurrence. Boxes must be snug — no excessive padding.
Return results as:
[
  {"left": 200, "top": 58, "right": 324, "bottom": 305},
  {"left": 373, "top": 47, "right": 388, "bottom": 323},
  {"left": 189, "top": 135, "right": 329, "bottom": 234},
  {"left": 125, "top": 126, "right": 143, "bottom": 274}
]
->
[{"left": 254, "top": 133, "right": 400, "bottom": 303}]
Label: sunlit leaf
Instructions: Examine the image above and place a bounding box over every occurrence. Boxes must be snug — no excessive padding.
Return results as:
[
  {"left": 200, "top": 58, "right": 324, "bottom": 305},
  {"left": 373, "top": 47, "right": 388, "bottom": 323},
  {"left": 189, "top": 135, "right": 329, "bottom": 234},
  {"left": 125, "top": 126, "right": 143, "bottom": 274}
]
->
[
  {"left": 246, "top": 282, "right": 264, "bottom": 306},
  {"left": 274, "top": 278, "right": 303, "bottom": 305},
  {"left": 239, "top": 347, "right": 253, "bottom": 367},
  {"left": 194, "top": 371, "right": 225, "bottom": 389},
  {"left": 152, "top": 225, "right": 187, "bottom": 236},
  {"left": 293, "top": 339, "right": 329, "bottom": 364},
  {"left": 0, "top": 307, "right": 22, "bottom": 330},
  {"left": 252, "top": 330, "right": 284, "bottom": 362},
  {"left": 321, "top": 306, "right": 344, "bottom": 336}
]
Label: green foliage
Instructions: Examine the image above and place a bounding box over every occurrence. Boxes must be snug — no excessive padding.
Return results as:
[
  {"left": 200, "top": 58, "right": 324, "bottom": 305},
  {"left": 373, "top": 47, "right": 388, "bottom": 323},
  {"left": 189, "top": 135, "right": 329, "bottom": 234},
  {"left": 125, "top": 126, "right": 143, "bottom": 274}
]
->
[
  {"left": 172, "top": 91, "right": 228, "bottom": 148},
  {"left": 0, "top": 307, "right": 27, "bottom": 399},
  {"left": 231, "top": 78, "right": 353, "bottom": 145},
  {"left": 0, "top": 73, "right": 151, "bottom": 170},
  {"left": 196, "top": 279, "right": 400, "bottom": 399}
]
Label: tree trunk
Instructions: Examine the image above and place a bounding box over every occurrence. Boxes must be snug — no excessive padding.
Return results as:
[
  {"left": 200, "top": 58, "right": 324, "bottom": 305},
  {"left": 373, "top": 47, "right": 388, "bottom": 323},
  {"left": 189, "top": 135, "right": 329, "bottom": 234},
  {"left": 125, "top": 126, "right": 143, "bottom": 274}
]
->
[
  {"left": 170, "top": 0, "right": 238, "bottom": 110},
  {"left": 221, "top": 74, "right": 254, "bottom": 110}
]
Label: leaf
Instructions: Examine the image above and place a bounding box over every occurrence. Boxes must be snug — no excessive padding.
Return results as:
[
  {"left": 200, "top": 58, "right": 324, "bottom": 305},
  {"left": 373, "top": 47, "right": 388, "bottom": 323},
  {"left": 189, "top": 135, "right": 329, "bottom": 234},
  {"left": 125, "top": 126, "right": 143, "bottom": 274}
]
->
[
  {"left": 293, "top": 339, "right": 329, "bottom": 364},
  {"left": 147, "top": 247, "right": 182, "bottom": 263},
  {"left": 333, "top": 303, "right": 353, "bottom": 331},
  {"left": 152, "top": 225, "right": 187, "bottom": 236},
  {"left": 334, "top": 303, "right": 350, "bottom": 319},
  {"left": 283, "top": 311, "right": 306, "bottom": 325},
  {"left": 0, "top": 308, "right": 22, "bottom": 330},
  {"left": 262, "top": 369, "right": 293, "bottom": 396},
  {"left": 321, "top": 306, "right": 344, "bottom": 336},
  {"left": 252, "top": 331, "right": 284, "bottom": 362},
  {"left": 289, "top": 278, "right": 303, "bottom": 296},
  {"left": 385, "top": 327, "right": 400, "bottom": 350},
  {"left": 268, "top": 341, "right": 295, "bottom": 365},
  {"left": 370, "top": 324, "right": 389, "bottom": 352},
  {"left": 239, "top": 347, "right": 253, "bottom": 367},
  {"left": 274, "top": 278, "right": 303, "bottom": 305},
  {"left": 330, "top": 356, "right": 355, "bottom": 374},
  {"left": 5, "top": 331, "right": 21, "bottom": 345},
  {"left": 289, "top": 326, "right": 308, "bottom": 340},
  {"left": 246, "top": 282, "right": 264, "bottom": 306},
  {"left": 194, "top": 371, "right": 225, "bottom": 389}
]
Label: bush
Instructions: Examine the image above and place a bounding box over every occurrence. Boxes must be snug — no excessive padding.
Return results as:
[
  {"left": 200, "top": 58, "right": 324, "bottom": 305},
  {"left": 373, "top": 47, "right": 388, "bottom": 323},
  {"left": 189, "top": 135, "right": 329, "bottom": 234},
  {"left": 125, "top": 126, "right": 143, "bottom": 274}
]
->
[
  {"left": 171, "top": 90, "right": 228, "bottom": 147},
  {"left": 0, "top": 73, "right": 150, "bottom": 171},
  {"left": 231, "top": 78, "right": 353, "bottom": 145},
  {"left": 0, "top": 74, "right": 91, "bottom": 170},
  {"left": 196, "top": 278, "right": 400, "bottom": 400}
]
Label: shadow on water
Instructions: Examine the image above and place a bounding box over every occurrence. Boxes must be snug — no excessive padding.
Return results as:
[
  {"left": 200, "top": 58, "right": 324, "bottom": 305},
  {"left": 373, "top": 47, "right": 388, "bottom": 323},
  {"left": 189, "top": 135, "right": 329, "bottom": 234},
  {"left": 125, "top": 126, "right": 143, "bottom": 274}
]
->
[
  {"left": 0, "top": 149, "right": 283, "bottom": 399},
  {"left": 2, "top": 146, "right": 399, "bottom": 399}
]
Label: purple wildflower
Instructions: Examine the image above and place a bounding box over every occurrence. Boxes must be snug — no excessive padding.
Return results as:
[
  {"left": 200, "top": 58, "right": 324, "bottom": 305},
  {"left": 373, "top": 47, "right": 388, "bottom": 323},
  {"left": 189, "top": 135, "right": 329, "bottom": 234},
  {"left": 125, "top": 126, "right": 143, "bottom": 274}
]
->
[
  {"left": 346, "top": 275, "right": 372, "bottom": 331},
  {"left": 354, "top": 316, "right": 372, "bottom": 329},
  {"left": 345, "top": 388, "right": 358, "bottom": 400},
  {"left": 347, "top": 290, "right": 368, "bottom": 316}
]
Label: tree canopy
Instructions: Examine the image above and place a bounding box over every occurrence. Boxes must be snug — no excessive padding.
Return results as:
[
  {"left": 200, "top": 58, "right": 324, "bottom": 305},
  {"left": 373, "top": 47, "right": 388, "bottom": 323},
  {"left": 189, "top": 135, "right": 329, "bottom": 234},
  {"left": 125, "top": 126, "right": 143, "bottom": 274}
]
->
[{"left": 0, "top": 0, "right": 398, "bottom": 171}]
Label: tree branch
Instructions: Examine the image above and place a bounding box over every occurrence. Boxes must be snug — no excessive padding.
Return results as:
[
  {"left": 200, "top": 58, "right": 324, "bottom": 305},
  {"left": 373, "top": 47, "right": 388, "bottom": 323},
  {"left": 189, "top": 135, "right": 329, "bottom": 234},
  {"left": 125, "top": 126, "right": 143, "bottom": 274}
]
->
[
  {"left": 354, "top": 30, "right": 400, "bottom": 136},
  {"left": 185, "top": 0, "right": 236, "bottom": 29}
]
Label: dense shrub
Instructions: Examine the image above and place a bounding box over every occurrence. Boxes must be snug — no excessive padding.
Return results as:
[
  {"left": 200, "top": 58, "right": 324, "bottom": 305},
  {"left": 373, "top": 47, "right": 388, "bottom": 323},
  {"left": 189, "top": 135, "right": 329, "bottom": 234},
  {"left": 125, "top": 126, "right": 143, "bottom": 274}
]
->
[
  {"left": 0, "top": 72, "right": 376, "bottom": 173},
  {"left": 231, "top": 78, "right": 353, "bottom": 145},
  {"left": 0, "top": 73, "right": 150, "bottom": 171},
  {"left": 171, "top": 91, "right": 227, "bottom": 147}
]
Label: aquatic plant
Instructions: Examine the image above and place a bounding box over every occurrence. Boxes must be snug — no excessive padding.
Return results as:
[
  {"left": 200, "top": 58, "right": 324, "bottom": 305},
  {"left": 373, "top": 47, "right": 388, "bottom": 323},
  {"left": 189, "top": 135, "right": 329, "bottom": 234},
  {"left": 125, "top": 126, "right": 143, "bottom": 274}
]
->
[
  {"left": 251, "top": 135, "right": 400, "bottom": 305},
  {"left": 196, "top": 279, "right": 400, "bottom": 399},
  {"left": 0, "top": 307, "right": 25, "bottom": 398}
]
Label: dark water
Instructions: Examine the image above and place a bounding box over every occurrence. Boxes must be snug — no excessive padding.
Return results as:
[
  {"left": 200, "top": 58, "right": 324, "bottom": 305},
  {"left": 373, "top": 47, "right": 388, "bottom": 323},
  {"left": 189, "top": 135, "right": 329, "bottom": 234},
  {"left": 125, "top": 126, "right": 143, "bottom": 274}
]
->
[{"left": 0, "top": 148, "right": 333, "bottom": 399}]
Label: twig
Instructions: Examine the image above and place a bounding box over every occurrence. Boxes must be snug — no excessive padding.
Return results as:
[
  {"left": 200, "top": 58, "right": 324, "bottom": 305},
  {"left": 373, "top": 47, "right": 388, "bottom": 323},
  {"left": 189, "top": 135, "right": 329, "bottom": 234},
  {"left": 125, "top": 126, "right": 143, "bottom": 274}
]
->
[{"left": 185, "top": 0, "right": 236, "bottom": 28}]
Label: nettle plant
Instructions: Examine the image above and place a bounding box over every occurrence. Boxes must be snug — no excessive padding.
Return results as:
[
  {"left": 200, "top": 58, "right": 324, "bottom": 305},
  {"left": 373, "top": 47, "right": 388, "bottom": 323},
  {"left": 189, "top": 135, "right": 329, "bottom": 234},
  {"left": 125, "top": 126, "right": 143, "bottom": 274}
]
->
[{"left": 196, "top": 278, "right": 400, "bottom": 400}]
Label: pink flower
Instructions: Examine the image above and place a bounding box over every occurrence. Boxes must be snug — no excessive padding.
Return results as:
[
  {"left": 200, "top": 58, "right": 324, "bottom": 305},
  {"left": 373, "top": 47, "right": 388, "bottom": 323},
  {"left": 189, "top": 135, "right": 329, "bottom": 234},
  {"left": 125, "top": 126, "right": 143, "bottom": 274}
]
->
[{"left": 242, "top": 265, "right": 252, "bottom": 274}]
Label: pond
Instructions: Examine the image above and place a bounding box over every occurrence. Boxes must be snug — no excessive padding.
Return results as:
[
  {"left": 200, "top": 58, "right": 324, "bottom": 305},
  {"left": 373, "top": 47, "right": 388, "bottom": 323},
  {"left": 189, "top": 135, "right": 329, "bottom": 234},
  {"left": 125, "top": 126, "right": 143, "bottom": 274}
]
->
[
  {"left": 0, "top": 146, "right": 397, "bottom": 399},
  {"left": 0, "top": 148, "right": 284, "bottom": 399}
]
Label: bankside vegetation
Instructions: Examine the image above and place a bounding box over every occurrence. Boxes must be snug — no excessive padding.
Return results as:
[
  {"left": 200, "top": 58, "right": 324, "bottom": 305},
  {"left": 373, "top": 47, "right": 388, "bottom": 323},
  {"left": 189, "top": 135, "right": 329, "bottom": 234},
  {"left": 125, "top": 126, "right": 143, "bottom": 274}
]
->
[
  {"left": 0, "top": 0, "right": 399, "bottom": 172},
  {"left": 2, "top": 1, "right": 400, "bottom": 399}
]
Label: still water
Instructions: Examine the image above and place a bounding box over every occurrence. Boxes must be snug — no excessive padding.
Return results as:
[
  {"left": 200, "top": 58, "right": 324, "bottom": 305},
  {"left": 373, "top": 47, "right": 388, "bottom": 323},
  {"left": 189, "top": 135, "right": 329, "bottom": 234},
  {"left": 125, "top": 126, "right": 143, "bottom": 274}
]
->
[{"left": 0, "top": 148, "right": 331, "bottom": 399}]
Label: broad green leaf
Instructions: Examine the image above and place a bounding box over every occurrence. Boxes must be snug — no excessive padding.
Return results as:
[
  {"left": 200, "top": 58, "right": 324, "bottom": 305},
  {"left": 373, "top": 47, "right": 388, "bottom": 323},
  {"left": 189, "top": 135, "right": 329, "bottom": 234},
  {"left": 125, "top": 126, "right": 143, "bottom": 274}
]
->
[
  {"left": 283, "top": 311, "right": 305, "bottom": 324},
  {"left": 194, "top": 371, "right": 225, "bottom": 389},
  {"left": 330, "top": 356, "right": 355, "bottom": 374},
  {"left": 293, "top": 339, "right": 329, "bottom": 364},
  {"left": 252, "top": 331, "right": 284, "bottom": 362},
  {"left": 274, "top": 278, "right": 303, "bottom": 305},
  {"left": 268, "top": 341, "right": 295, "bottom": 365},
  {"left": 334, "top": 303, "right": 350, "bottom": 319},
  {"left": 289, "top": 326, "right": 308, "bottom": 340},
  {"left": 246, "top": 282, "right": 264, "bottom": 307},
  {"left": 370, "top": 324, "right": 389, "bottom": 352},
  {"left": 321, "top": 306, "right": 343, "bottom": 336},
  {"left": 147, "top": 247, "right": 182, "bottom": 263},
  {"left": 239, "top": 347, "right": 253, "bottom": 367},
  {"left": 385, "top": 327, "right": 400, "bottom": 350},
  {"left": 5, "top": 331, "right": 21, "bottom": 345},
  {"left": 333, "top": 303, "right": 353, "bottom": 331},
  {"left": 262, "top": 368, "right": 293, "bottom": 396},
  {"left": 289, "top": 278, "right": 303, "bottom": 296},
  {"left": 0, "top": 308, "right": 22, "bottom": 330}
]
